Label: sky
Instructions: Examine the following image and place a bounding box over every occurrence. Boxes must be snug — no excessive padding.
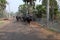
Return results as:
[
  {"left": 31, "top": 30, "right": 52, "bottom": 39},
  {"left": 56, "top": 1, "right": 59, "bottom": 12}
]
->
[
  {"left": 6, "top": 0, "right": 42, "bottom": 13},
  {"left": 6, "top": 0, "right": 60, "bottom": 13}
]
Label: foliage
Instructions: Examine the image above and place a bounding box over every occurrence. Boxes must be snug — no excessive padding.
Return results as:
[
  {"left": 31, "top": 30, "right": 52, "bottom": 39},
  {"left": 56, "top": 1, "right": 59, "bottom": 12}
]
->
[
  {"left": 42, "top": 0, "right": 58, "bottom": 20},
  {"left": 18, "top": 3, "right": 35, "bottom": 15},
  {"left": 21, "top": 0, "right": 36, "bottom": 16},
  {"left": 0, "top": 0, "right": 7, "bottom": 10},
  {"left": 0, "top": 0, "right": 7, "bottom": 18},
  {"left": 18, "top": 4, "right": 28, "bottom": 15},
  {"left": 36, "top": 5, "right": 46, "bottom": 18},
  {"left": 23, "top": 0, "right": 36, "bottom": 5},
  {"left": 23, "top": 0, "right": 36, "bottom": 3}
]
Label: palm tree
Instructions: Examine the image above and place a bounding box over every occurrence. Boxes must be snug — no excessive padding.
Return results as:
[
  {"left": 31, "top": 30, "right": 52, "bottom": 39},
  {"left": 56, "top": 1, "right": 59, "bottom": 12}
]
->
[
  {"left": 22, "top": 0, "right": 36, "bottom": 16},
  {"left": 23, "top": 0, "right": 36, "bottom": 5}
]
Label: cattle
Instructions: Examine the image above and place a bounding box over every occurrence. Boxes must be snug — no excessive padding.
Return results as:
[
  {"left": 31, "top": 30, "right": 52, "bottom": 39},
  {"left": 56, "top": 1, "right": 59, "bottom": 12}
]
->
[
  {"left": 16, "top": 16, "right": 21, "bottom": 21},
  {"left": 16, "top": 16, "right": 19, "bottom": 21},
  {"left": 16, "top": 14, "right": 33, "bottom": 24},
  {"left": 22, "top": 14, "right": 32, "bottom": 24}
]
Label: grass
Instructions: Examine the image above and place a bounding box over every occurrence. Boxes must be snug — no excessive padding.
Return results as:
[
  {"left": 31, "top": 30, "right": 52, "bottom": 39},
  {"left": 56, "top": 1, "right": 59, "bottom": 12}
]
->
[
  {"left": 45, "top": 27, "right": 60, "bottom": 33},
  {"left": 0, "top": 21, "right": 4, "bottom": 25},
  {"left": 48, "top": 28, "right": 56, "bottom": 32}
]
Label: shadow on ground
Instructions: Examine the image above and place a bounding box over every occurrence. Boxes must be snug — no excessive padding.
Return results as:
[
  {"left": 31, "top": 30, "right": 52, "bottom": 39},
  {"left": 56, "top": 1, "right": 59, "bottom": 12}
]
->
[{"left": 0, "top": 31, "right": 57, "bottom": 40}]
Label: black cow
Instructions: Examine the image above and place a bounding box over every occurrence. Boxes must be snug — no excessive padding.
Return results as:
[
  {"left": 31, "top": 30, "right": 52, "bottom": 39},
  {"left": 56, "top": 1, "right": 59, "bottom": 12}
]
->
[
  {"left": 22, "top": 15, "right": 32, "bottom": 24},
  {"left": 16, "top": 16, "right": 19, "bottom": 21},
  {"left": 26, "top": 16, "right": 32, "bottom": 24},
  {"left": 16, "top": 16, "right": 21, "bottom": 21}
]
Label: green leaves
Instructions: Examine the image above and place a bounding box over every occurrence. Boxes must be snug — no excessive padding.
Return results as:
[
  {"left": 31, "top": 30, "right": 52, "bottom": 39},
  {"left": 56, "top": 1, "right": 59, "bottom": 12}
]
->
[
  {"left": 36, "top": 5, "right": 46, "bottom": 18},
  {"left": 23, "top": 0, "right": 36, "bottom": 5},
  {"left": 36, "top": 5, "right": 46, "bottom": 13},
  {"left": 0, "top": 0, "right": 7, "bottom": 18},
  {"left": 0, "top": 0, "right": 7, "bottom": 10},
  {"left": 42, "top": 0, "right": 58, "bottom": 20}
]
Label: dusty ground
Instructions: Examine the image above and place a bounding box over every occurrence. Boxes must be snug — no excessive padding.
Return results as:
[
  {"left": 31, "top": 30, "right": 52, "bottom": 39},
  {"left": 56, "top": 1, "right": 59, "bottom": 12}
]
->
[
  {"left": 0, "top": 20, "right": 11, "bottom": 28},
  {"left": 0, "top": 19, "right": 60, "bottom": 40}
]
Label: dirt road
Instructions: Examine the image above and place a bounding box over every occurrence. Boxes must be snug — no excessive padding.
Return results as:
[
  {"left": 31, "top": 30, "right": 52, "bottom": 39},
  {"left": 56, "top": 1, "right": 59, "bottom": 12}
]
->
[{"left": 0, "top": 20, "right": 60, "bottom": 40}]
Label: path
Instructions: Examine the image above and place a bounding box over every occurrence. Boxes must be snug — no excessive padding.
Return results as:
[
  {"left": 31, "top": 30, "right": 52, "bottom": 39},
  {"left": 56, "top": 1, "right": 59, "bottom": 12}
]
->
[{"left": 0, "top": 20, "right": 60, "bottom": 40}]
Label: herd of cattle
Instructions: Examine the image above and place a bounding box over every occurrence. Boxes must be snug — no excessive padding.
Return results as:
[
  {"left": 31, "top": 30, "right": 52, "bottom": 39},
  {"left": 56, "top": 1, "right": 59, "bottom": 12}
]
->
[{"left": 16, "top": 14, "right": 35, "bottom": 24}]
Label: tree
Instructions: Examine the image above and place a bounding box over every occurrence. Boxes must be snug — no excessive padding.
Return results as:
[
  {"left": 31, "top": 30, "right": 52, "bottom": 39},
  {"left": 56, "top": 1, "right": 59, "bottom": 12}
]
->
[
  {"left": 0, "top": 0, "right": 7, "bottom": 18},
  {"left": 18, "top": 4, "right": 27, "bottom": 15},
  {"left": 21, "top": 0, "right": 36, "bottom": 15},
  {"left": 0, "top": 0, "right": 7, "bottom": 10},
  {"left": 36, "top": 5, "right": 46, "bottom": 18},
  {"left": 23, "top": 0, "right": 36, "bottom": 5},
  {"left": 42, "top": 0, "right": 58, "bottom": 21}
]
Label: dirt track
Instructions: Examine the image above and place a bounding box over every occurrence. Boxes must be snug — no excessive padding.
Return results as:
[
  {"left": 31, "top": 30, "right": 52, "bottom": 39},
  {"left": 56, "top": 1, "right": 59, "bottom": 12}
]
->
[{"left": 0, "top": 20, "right": 60, "bottom": 40}]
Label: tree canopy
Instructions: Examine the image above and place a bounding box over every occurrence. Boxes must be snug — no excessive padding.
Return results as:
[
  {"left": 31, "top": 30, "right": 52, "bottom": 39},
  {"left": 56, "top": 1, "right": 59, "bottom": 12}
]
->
[
  {"left": 0, "top": 0, "right": 7, "bottom": 10},
  {"left": 42, "top": 0, "right": 58, "bottom": 20},
  {"left": 23, "top": 0, "right": 36, "bottom": 5},
  {"left": 0, "top": 0, "right": 7, "bottom": 18}
]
